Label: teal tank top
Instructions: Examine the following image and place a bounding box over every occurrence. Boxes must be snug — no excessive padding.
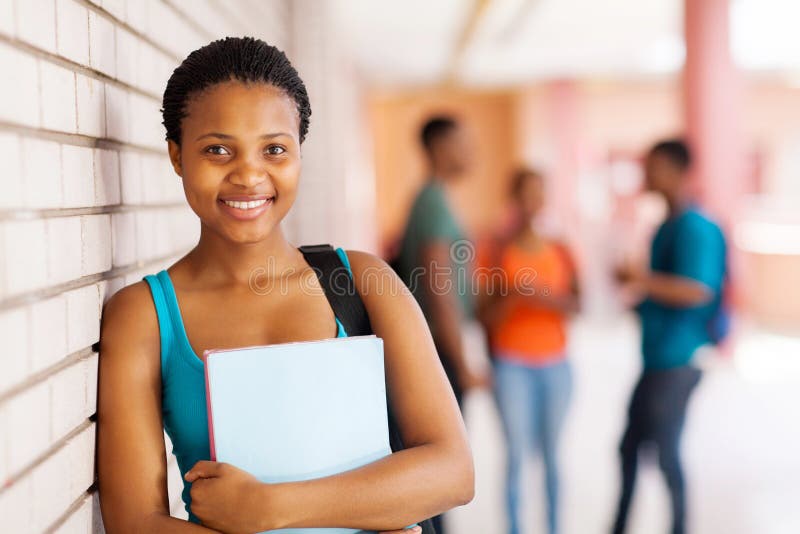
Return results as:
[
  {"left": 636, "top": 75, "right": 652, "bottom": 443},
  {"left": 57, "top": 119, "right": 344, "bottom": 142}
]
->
[{"left": 143, "top": 247, "right": 352, "bottom": 523}]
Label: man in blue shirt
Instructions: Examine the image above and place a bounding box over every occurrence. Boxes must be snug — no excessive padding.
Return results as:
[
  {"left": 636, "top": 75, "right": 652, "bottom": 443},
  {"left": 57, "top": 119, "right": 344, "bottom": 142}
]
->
[{"left": 612, "top": 140, "right": 727, "bottom": 534}]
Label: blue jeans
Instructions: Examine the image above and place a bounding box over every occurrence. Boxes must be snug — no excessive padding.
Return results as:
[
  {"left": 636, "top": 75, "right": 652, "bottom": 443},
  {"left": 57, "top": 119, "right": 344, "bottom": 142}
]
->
[{"left": 494, "top": 356, "right": 573, "bottom": 534}]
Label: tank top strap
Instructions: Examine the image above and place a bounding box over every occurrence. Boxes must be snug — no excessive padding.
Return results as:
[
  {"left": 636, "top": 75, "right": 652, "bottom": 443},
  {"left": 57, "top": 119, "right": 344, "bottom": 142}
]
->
[
  {"left": 334, "top": 247, "right": 352, "bottom": 338},
  {"left": 143, "top": 270, "right": 181, "bottom": 376}
]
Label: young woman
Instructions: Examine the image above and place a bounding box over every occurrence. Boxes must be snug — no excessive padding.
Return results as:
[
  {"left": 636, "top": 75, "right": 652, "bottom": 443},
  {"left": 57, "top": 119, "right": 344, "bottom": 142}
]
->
[
  {"left": 97, "top": 37, "right": 473, "bottom": 533},
  {"left": 479, "top": 168, "right": 579, "bottom": 534}
]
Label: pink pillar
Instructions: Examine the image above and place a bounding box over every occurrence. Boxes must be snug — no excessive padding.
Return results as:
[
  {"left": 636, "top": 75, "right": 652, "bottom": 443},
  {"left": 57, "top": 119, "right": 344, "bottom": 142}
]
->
[
  {"left": 546, "top": 80, "right": 581, "bottom": 234},
  {"left": 683, "top": 0, "right": 747, "bottom": 227}
]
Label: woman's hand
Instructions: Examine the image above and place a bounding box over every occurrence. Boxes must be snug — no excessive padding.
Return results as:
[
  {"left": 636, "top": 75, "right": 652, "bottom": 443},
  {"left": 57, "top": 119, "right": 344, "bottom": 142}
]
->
[
  {"left": 456, "top": 365, "right": 493, "bottom": 391},
  {"left": 185, "top": 461, "right": 271, "bottom": 533}
]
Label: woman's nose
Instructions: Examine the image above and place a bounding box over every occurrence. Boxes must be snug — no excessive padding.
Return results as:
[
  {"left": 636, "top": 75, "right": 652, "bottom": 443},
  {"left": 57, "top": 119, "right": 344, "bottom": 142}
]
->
[{"left": 227, "top": 162, "right": 269, "bottom": 188}]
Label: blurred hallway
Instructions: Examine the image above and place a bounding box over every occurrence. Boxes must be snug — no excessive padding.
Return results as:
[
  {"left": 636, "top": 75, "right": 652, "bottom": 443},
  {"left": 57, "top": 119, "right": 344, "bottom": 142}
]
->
[
  {"left": 2, "top": 1, "right": 800, "bottom": 532},
  {"left": 447, "top": 314, "right": 800, "bottom": 534}
]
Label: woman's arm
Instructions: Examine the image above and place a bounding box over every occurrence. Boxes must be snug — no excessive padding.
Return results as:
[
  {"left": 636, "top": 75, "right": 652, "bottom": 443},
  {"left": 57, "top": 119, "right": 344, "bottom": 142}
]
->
[
  {"left": 189, "top": 251, "right": 474, "bottom": 532},
  {"left": 97, "top": 282, "right": 218, "bottom": 534}
]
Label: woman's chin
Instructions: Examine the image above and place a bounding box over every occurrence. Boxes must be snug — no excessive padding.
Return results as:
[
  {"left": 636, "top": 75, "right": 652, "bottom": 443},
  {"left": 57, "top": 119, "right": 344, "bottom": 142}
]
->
[{"left": 214, "top": 222, "right": 276, "bottom": 245}]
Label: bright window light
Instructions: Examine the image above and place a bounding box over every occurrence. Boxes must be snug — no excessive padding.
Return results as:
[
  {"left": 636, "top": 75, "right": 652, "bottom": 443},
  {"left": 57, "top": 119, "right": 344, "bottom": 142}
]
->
[
  {"left": 734, "top": 221, "right": 800, "bottom": 256},
  {"left": 731, "top": 0, "right": 800, "bottom": 71}
]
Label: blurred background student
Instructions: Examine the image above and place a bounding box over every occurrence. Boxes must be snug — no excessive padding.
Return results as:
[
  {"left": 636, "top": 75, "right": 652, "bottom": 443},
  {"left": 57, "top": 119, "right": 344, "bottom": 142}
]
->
[
  {"left": 396, "top": 116, "right": 491, "bottom": 406},
  {"left": 612, "top": 140, "right": 727, "bottom": 534},
  {"left": 395, "top": 116, "right": 491, "bottom": 533},
  {"left": 479, "top": 168, "right": 580, "bottom": 534}
]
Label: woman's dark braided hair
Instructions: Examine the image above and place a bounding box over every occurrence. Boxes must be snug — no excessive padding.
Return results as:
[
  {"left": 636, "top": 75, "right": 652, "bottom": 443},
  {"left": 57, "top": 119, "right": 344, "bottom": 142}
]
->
[{"left": 161, "top": 36, "right": 311, "bottom": 145}]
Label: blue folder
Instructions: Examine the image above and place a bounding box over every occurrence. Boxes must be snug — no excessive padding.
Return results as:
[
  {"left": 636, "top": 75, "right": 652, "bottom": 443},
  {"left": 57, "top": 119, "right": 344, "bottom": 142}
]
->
[{"left": 204, "top": 335, "right": 390, "bottom": 534}]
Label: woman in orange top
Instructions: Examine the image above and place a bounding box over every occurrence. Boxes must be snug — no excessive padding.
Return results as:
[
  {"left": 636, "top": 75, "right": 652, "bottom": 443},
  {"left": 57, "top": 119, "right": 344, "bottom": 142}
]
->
[{"left": 479, "top": 168, "right": 580, "bottom": 534}]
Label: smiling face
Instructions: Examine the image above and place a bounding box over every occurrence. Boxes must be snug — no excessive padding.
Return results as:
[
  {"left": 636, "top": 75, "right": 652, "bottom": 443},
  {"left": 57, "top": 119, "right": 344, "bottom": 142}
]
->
[{"left": 167, "top": 80, "right": 302, "bottom": 244}]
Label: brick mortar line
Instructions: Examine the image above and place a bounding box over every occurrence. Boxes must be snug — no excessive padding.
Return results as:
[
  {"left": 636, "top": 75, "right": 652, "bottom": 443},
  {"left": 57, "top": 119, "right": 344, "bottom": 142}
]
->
[
  {"left": 22, "top": 442, "right": 184, "bottom": 534},
  {"left": 0, "top": 119, "right": 169, "bottom": 155},
  {"left": 0, "top": 250, "right": 190, "bottom": 311},
  {"left": 38, "top": 442, "right": 184, "bottom": 530},
  {"left": 43, "top": 486, "right": 97, "bottom": 534},
  {"left": 0, "top": 201, "right": 189, "bottom": 221},
  {"left": 0, "top": 347, "right": 97, "bottom": 406},
  {"left": 161, "top": 0, "right": 219, "bottom": 43},
  {"left": 0, "top": 32, "right": 165, "bottom": 104},
  {"left": 0, "top": 419, "right": 95, "bottom": 496},
  {"left": 205, "top": 0, "right": 252, "bottom": 36},
  {"left": 15, "top": 439, "right": 182, "bottom": 530},
  {"left": 74, "top": 0, "right": 184, "bottom": 65}
]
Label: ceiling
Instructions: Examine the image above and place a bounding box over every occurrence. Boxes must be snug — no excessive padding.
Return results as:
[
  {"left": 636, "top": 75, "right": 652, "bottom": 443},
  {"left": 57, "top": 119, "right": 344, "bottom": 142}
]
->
[{"left": 331, "top": 0, "right": 800, "bottom": 88}]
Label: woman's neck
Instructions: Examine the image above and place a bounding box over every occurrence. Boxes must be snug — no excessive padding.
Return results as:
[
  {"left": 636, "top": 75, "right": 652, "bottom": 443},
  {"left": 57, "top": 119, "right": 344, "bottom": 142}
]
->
[
  {"left": 514, "top": 224, "right": 544, "bottom": 251},
  {"left": 183, "top": 224, "right": 302, "bottom": 287}
]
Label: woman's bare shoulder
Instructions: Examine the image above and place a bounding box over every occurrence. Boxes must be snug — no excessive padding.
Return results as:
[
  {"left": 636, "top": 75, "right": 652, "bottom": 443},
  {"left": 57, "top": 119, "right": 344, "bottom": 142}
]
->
[
  {"left": 343, "top": 249, "right": 389, "bottom": 271},
  {"left": 100, "top": 280, "right": 160, "bottom": 358},
  {"left": 342, "top": 249, "right": 404, "bottom": 295}
]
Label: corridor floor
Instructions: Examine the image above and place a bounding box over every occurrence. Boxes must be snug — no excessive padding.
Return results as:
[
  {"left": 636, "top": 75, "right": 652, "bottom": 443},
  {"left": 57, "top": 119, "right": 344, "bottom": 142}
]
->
[{"left": 446, "top": 315, "right": 800, "bottom": 534}]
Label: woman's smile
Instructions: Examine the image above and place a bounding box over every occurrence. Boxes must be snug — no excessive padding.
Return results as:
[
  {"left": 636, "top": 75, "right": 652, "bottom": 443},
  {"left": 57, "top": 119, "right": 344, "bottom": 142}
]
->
[{"left": 217, "top": 195, "right": 275, "bottom": 220}]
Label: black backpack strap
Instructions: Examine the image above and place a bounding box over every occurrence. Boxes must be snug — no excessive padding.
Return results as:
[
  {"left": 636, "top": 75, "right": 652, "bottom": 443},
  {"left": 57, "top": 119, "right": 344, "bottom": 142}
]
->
[{"left": 299, "top": 244, "right": 372, "bottom": 336}]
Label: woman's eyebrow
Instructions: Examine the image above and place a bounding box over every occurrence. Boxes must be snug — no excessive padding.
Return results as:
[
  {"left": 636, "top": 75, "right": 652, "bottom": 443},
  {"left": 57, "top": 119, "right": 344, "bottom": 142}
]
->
[{"left": 194, "top": 132, "right": 292, "bottom": 141}]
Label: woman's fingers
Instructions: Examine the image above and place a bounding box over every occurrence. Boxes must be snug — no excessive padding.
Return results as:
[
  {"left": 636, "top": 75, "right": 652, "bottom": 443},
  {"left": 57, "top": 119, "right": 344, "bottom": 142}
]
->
[{"left": 184, "top": 460, "right": 223, "bottom": 482}]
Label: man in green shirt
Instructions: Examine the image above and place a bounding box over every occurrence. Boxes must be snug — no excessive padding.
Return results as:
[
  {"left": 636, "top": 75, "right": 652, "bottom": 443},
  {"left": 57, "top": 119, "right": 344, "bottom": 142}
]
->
[
  {"left": 397, "top": 115, "right": 488, "bottom": 534},
  {"left": 398, "top": 117, "right": 489, "bottom": 407}
]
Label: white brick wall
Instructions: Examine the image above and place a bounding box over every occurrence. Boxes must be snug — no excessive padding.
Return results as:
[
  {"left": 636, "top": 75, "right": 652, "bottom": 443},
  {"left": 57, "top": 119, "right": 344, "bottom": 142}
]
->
[
  {"left": 88, "top": 10, "right": 116, "bottom": 77},
  {"left": 76, "top": 75, "right": 106, "bottom": 138},
  {"left": 21, "top": 138, "right": 62, "bottom": 209},
  {"left": 94, "top": 148, "right": 121, "bottom": 206},
  {"left": 56, "top": 0, "right": 90, "bottom": 65},
  {"left": 40, "top": 61, "right": 77, "bottom": 132},
  {"left": 0, "top": 132, "right": 24, "bottom": 208},
  {"left": 62, "top": 145, "right": 96, "bottom": 208},
  {"left": 0, "top": 1, "right": 375, "bottom": 531},
  {"left": 16, "top": 0, "right": 57, "bottom": 53},
  {"left": 0, "top": 42, "right": 39, "bottom": 127},
  {"left": 46, "top": 216, "right": 83, "bottom": 285},
  {"left": 3, "top": 219, "right": 49, "bottom": 294}
]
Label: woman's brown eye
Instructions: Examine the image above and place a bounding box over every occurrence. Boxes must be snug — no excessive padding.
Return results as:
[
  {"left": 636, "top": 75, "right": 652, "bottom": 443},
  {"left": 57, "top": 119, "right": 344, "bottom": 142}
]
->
[
  {"left": 206, "top": 145, "right": 229, "bottom": 156},
  {"left": 266, "top": 145, "right": 286, "bottom": 156}
]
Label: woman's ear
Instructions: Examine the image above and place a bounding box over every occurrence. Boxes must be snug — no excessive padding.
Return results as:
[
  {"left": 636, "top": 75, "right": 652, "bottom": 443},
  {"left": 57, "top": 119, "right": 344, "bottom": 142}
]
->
[{"left": 167, "top": 140, "right": 183, "bottom": 177}]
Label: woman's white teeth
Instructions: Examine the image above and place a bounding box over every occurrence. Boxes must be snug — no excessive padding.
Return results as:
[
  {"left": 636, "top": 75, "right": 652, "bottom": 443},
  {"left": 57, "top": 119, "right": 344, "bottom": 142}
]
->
[{"left": 222, "top": 199, "right": 269, "bottom": 210}]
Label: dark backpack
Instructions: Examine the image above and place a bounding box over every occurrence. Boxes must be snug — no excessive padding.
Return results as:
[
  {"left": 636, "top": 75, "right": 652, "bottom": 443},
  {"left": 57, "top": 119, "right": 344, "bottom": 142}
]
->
[
  {"left": 299, "top": 244, "right": 437, "bottom": 534},
  {"left": 707, "top": 273, "right": 732, "bottom": 345}
]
